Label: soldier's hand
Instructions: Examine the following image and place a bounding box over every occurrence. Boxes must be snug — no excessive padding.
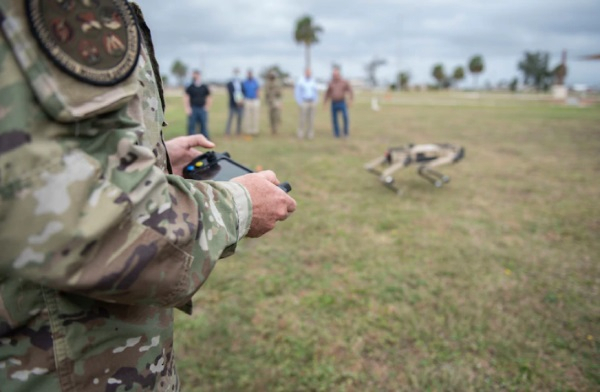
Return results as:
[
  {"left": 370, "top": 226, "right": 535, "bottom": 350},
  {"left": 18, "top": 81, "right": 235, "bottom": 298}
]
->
[
  {"left": 232, "top": 171, "right": 297, "bottom": 238},
  {"left": 165, "top": 135, "right": 215, "bottom": 176}
]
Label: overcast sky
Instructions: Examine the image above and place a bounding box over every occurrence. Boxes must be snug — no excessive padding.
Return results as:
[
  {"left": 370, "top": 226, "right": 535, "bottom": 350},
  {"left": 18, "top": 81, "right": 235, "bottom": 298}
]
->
[{"left": 138, "top": 0, "right": 600, "bottom": 87}]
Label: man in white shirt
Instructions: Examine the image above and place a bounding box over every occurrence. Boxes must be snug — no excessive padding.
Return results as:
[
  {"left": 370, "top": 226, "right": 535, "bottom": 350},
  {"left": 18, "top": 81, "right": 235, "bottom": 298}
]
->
[{"left": 294, "top": 68, "right": 319, "bottom": 139}]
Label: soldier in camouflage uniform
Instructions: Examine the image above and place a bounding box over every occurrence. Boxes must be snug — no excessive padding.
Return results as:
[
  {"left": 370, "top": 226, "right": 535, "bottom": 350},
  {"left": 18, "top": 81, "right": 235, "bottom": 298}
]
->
[
  {"left": 264, "top": 70, "right": 282, "bottom": 135},
  {"left": 0, "top": 1, "right": 296, "bottom": 391}
]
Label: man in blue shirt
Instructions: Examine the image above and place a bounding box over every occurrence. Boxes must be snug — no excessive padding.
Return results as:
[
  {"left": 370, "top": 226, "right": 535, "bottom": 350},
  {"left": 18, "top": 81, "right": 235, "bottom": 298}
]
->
[
  {"left": 242, "top": 69, "right": 261, "bottom": 135},
  {"left": 294, "top": 68, "right": 319, "bottom": 139},
  {"left": 184, "top": 70, "right": 212, "bottom": 139},
  {"left": 225, "top": 68, "right": 245, "bottom": 136}
]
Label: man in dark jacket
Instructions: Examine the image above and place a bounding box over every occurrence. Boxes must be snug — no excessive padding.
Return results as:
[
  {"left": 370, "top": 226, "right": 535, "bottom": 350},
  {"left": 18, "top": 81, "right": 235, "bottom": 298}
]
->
[{"left": 225, "top": 68, "right": 245, "bottom": 136}]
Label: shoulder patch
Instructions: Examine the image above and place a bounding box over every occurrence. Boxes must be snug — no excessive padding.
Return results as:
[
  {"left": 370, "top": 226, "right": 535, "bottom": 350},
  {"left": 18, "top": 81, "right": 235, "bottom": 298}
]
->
[{"left": 25, "top": 0, "right": 140, "bottom": 86}]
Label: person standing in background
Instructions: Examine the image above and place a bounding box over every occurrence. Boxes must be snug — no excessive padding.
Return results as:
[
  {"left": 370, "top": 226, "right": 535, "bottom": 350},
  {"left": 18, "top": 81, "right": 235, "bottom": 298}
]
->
[
  {"left": 184, "top": 70, "right": 212, "bottom": 139},
  {"left": 324, "top": 65, "right": 353, "bottom": 138},
  {"left": 264, "top": 70, "right": 283, "bottom": 135},
  {"left": 225, "top": 68, "right": 245, "bottom": 136},
  {"left": 294, "top": 68, "right": 318, "bottom": 139},
  {"left": 242, "top": 69, "right": 261, "bottom": 135}
]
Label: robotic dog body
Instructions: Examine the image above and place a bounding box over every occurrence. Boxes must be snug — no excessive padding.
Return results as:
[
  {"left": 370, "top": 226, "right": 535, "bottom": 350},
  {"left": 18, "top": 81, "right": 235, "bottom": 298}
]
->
[{"left": 365, "top": 143, "right": 465, "bottom": 192}]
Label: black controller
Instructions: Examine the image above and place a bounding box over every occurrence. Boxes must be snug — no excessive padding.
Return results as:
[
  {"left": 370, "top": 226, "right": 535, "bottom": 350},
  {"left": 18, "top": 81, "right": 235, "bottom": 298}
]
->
[{"left": 183, "top": 151, "right": 292, "bottom": 193}]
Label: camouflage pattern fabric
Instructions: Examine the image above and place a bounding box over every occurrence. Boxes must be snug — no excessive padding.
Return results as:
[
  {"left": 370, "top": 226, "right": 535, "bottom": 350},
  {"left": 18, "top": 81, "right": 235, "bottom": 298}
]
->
[
  {"left": 0, "top": 1, "right": 252, "bottom": 391},
  {"left": 264, "top": 74, "right": 282, "bottom": 134}
]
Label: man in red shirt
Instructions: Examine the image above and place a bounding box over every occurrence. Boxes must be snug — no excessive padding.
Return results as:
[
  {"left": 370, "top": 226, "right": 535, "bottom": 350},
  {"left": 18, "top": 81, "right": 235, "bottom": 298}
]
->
[{"left": 324, "top": 66, "right": 353, "bottom": 138}]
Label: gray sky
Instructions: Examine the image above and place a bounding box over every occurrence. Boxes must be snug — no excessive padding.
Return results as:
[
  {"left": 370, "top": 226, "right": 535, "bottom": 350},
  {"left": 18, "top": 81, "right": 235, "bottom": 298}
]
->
[{"left": 138, "top": 0, "right": 600, "bottom": 87}]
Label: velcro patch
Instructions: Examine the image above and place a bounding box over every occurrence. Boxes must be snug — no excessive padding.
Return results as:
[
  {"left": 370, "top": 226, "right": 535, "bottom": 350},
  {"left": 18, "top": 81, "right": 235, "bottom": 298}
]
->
[{"left": 25, "top": 0, "right": 140, "bottom": 86}]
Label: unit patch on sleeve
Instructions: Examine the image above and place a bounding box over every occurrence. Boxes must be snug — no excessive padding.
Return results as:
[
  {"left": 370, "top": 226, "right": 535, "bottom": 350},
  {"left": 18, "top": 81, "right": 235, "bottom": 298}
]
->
[{"left": 25, "top": 0, "right": 140, "bottom": 86}]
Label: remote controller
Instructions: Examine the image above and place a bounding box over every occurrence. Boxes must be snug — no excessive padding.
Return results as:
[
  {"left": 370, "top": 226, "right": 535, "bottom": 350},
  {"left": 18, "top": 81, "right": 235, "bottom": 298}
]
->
[{"left": 183, "top": 151, "right": 292, "bottom": 193}]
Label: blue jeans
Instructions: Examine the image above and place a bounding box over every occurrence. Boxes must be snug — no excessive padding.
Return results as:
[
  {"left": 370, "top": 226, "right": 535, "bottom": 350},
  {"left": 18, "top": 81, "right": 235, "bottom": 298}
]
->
[
  {"left": 331, "top": 101, "right": 349, "bottom": 137},
  {"left": 225, "top": 105, "right": 243, "bottom": 135},
  {"left": 188, "top": 106, "right": 209, "bottom": 139}
]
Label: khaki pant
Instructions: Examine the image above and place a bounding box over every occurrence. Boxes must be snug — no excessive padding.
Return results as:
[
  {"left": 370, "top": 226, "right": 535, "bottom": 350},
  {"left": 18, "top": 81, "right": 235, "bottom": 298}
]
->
[
  {"left": 243, "top": 99, "right": 260, "bottom": 135},
  {"left": 297, "top": 101, "right": 315, "bottom": 139},
  {"left": 269, "top": 100, "right": 281, "bottom": 134}
]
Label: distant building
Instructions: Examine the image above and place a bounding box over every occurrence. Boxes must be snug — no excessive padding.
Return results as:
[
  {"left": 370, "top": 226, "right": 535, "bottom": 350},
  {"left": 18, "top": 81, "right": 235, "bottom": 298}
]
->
[{"left": 581, "top": 54, "right": 600, "bottom": 60}]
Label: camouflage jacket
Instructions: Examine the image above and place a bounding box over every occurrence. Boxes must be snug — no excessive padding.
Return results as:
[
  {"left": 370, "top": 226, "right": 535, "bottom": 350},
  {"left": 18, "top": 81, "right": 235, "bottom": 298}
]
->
[
  {"left": 264, "top": 78, "right": 282, "bottom": 107},
  {"left": 0, "top": 1, "right": 252, "bottom": 391}
]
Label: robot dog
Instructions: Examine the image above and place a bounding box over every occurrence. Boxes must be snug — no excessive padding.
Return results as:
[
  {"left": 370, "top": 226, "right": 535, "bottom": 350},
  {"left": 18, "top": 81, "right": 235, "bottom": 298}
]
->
[{"left": 365, "top": 143, "right": 465, "bottom": 193}]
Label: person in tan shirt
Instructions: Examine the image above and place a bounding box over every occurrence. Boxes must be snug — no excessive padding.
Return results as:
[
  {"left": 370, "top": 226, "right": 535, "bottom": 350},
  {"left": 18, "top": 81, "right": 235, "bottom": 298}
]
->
[{"left": 324, "top": 66, "right": 353, "bottom": 138}]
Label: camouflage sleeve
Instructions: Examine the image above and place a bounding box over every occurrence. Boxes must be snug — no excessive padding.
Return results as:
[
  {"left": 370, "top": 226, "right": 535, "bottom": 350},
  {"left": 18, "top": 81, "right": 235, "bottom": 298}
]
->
[{"left": 0, "top": 26, "right": 252, "bottom": 308}]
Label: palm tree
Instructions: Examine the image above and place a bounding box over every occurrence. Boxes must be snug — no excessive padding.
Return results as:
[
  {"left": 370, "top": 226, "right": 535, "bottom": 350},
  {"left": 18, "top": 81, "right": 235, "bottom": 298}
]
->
[
  {"left": 553, "top": 64, "right": 567, "bottom": 86},
  {"left": 468, "top": 55, "right": 484, "bottom": 89},
  {"left": 553, "top": 50, "right": 568, "bottom": 86},
  {"left": 294, "top": 15, "right": 323, "bottom": 69},
  {"left": 432, "top": 63, "right": 445, "bottom": 88},
  {"left": 171, "top": 59, "right": 188, "bottom": 87},
  {"left": 365, "top": 57, "right": 387, "bottom": 87},
  {"left": 452, "top": 66, "right": 465, "bottom": 87},
  {"left": 398, "top": 72, "right": 410, "bottom": 90}
]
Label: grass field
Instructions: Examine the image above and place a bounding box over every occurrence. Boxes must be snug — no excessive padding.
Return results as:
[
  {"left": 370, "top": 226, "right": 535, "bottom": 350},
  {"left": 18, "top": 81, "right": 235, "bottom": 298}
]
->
[{"left": 163, "top": 90, "right": 599, "bottom": 391}]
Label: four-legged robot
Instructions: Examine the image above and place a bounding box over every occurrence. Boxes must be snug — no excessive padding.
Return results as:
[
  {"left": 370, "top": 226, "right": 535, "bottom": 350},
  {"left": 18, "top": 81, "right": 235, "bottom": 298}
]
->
[{"left": 365, "top": 143, "right": 465, "bottom": 192}]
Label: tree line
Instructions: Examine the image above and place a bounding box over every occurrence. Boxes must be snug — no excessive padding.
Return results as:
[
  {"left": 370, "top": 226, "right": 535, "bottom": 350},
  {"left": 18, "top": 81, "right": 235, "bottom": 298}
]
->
[{"left": 166, "top": 15, "right": 569, "bottom": 93}]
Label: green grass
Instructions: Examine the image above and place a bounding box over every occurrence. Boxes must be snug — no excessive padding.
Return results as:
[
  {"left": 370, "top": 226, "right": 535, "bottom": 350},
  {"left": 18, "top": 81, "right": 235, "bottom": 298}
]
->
[{"left": 164, "top": 89, "right": 600, "bottom": 391}]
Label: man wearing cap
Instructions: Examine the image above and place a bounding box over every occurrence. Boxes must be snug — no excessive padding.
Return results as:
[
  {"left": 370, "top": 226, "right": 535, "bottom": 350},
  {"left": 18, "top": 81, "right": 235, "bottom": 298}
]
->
[{"left": 264, "top": 70, "right": 283, "bottom": 135}]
